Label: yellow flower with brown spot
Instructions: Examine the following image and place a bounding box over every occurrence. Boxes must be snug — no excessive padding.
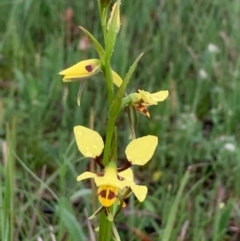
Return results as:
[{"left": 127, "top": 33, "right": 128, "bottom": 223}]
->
[
  {"left": 59, "top": 59, "right": 122, "bottom": 87},
  {"left": 74, "top": 125, "right": 158, "bottom": 207},
  {"left": 129, "top": 89, "right": 169, "bottom": 117},
  {"left": 59, "top": 59, "right": 101, "bottom": 81},
  {"left": 77, "top": 165, "right": 146, "bottom": 207}
]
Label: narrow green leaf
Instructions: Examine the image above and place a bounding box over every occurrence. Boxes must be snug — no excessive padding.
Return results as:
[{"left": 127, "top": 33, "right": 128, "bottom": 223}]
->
[
  {"left": 110, "top": 52, "right": 144, "bottom": 120},
  {"left": 79, "top": 26, "right": 105, "bottom": 62},
  {"left": 1, "top": 121, "right": 16, "bottom": 241},
  {"left": 162, "top": 171, "right": 190, "bottom": 241},
  {"left": 213, "top": 201, "right": 233, "bottom": 241},
  {"left": 219, "top": 201, "right": 233, "bottom": 232},
  {"left": 57, "top": 198, "right": 87, "bottom": 241},
  {"left": 15, "top": 154, "right": 58, "bottom": 201}
]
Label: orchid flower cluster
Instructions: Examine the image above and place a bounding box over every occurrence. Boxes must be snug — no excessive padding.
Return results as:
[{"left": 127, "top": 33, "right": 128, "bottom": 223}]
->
[{"left": 59, "top": 0, "right": 168, "bottom": 240}]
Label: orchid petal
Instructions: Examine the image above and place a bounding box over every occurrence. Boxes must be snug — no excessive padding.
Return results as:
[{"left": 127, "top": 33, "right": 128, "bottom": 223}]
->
[
  {"left": 74, "top": 126, "right": 104, "bottom": 158},
  {"left": 59, "top": 59, "right": 101, "bottom": 81},
  {"left": 151, "top": 90, "right": 169, "bottom": 102},
  {"left": 125, "top": 136, "right": 158, "bottom": 165},
  {"left": 119, "top": 168, "right": 134, "bottom": 182},
  {"left": 129, "top": 184, "right": 148, "bottom": 202},
  {"left": 77, "top": 171, "right": 96, "bottom": 181},
  {"left": 112, "top": 70, "right": 123, "bottom": 87}
]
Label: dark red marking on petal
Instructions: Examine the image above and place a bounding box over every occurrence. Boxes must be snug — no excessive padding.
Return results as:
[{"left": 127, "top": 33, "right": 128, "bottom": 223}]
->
[
  {"left": 108, "top": 190, "right": 118, "bottom": 200},
  {"left": 85, "top": 65, "right": 93, "bottom": 72},
  {"left": 98, "top": 189, "right": 107, "bottom": 198},
  {"left": 135, "top": 104, "right": 150, "bottom": 117},
  {"left": 142, "top": 108, "right": 148, "bottom": 114},
  {"left": 117, "top": 175, "right": 124, "bottom": 181},
  {"left": 97, "top": 172, "right": 104, "bottom": 177}
]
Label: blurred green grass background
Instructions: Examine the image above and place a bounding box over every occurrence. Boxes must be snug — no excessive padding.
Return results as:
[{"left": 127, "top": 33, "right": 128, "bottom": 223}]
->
[{"left": 0, "top": 0, "right": 240, "bottom": 240}]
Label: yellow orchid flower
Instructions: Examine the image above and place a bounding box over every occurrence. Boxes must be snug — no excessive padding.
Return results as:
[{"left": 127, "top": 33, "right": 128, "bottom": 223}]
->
[
  {"left": 77, "top": 164, "right": 147, "bottom": 207},
  {"left": 74, "top": 125, "right": 158, "bottom": 207},
  {"left": 59, "top": 59, "right": 122, "bottom": 87},
  {"left": 129, "top": 89, "right": 169, "bottom": 118},
  {"left": 59, "top": 59, "right": 101, "bottom": 81}
]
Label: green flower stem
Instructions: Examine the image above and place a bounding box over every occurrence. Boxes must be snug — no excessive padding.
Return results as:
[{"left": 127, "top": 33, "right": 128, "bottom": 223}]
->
[
  {"left": 98, "top": 3, "right": 115, "bottom": 241},
  {"left": 104, "top": 60, "right": 114, "bottom": 105},
  {"left": 132, "top": 107, "right": 138, "bottom": 133},
  {"left": 102, "top": 104, "right": 115, "bottom": 165},
  {"left": 99, "top": 211, "right": 112, "bottom": 241},
  {"left": 111, "top": 127, "right": 118, "bottom": 161},
  {"left": 101, "top": 60, "right": 115, "bottom": 170},
  {"left": 126, "top": 107, "right": 136, "bottom": 139},
  {"left": 98, "top": 1, "right": 114, "bottom": 105}
]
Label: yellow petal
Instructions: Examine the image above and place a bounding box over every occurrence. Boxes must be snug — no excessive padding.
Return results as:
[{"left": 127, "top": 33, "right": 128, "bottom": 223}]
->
[
  {"left": 74, "top": 126, "right": 104, "bottom": 158},
  {"left": 59, "top": 59, "right": 101, "bottom": 81},
  {"left": 125, "top": 136, "right": 158, "bottom": 165},
  {"left": 77, "top": 171, "right": 96, "bottom": 181},
  {"left": 138, "top": 90, "right": 158, "bottom": 105},
  {"left": 119, "top": 168, "right": 134, "bottom": 182},
  {"left": 111, "top": 70, "right": 123, "bottom": 87},
  {"left": 151, "top": 90, "right": 169, "bottom": 102},
  {"left": 129, "top": 184, "right": 147, "bottom": 202}
]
